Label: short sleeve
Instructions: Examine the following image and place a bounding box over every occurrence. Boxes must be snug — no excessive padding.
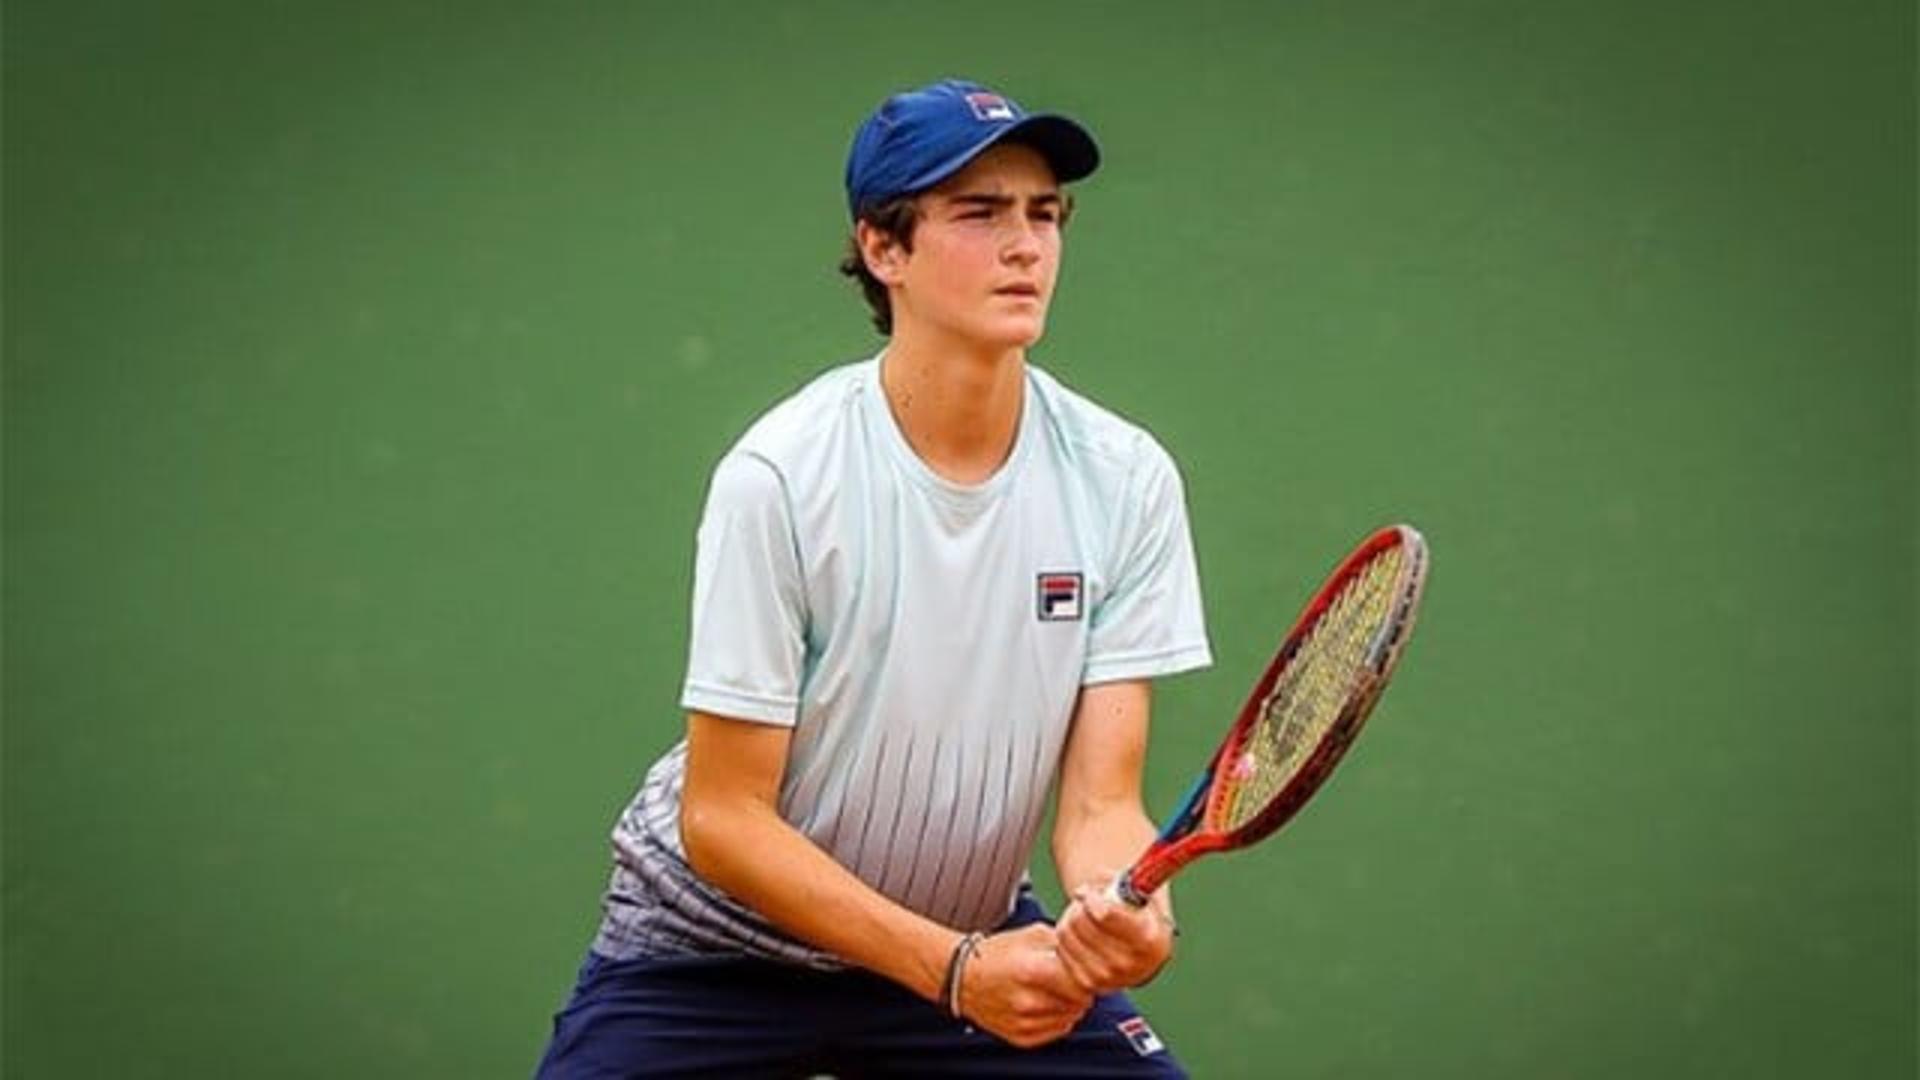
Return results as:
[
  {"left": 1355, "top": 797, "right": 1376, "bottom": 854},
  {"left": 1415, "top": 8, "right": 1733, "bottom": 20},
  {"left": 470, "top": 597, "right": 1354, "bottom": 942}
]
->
[
  {"left": 679, "top": 452, "right": 808, "bottom": 725},
  {"left": 1083, "top": 439, "right": 1213, "bottom": 685}
]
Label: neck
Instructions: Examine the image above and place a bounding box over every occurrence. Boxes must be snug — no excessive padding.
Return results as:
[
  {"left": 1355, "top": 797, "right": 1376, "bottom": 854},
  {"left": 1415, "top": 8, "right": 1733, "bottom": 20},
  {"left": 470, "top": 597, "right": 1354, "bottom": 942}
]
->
[{"left": 879, "top": 323, "right": 1027, "bottom": 486}]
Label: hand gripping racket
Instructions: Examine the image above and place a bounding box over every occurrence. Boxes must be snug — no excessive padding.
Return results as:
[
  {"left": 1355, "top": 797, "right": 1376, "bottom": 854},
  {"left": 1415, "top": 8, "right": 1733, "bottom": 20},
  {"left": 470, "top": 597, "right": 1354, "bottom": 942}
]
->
[{"left": 1111, "top": 524, "right": 1430, "bottom": 907}]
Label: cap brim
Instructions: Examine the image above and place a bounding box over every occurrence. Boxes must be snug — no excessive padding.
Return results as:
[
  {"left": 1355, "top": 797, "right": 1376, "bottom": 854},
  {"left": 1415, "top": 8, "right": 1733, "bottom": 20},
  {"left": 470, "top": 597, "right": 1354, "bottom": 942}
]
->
[
  {"left": 904, "top": 113, "right": 1101, "bottom": 197},
  {"left": 994, "top": 114, "right": 1101, "bottom": 184}
]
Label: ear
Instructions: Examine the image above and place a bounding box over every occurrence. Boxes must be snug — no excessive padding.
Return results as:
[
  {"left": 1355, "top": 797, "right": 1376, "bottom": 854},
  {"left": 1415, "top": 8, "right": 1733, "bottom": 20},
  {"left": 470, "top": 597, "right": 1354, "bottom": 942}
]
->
[{"left": 856, "top": 220, "right": 909, "bottom": 286}]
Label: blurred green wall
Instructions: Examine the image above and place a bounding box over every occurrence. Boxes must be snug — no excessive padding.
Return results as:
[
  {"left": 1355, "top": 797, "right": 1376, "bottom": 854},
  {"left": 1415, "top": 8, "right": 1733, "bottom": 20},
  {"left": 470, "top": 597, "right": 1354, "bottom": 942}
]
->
[{"left": 5, "top": 2, "right": 1913, "bottom": 1076}]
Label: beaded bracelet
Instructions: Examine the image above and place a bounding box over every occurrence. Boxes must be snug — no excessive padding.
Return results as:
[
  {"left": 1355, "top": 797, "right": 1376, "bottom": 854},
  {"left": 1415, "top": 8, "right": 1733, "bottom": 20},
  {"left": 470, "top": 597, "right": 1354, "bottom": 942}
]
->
[{"left": 939, "top": 932, "right": 985, "bottom": 1019}]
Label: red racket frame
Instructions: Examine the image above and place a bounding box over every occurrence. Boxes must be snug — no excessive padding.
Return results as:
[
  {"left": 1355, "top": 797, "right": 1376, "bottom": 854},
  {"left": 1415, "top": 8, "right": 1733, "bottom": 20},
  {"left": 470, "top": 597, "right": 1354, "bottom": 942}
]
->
[{"left": 1115, "top": 524, "right": 1428, "bottom": 905}]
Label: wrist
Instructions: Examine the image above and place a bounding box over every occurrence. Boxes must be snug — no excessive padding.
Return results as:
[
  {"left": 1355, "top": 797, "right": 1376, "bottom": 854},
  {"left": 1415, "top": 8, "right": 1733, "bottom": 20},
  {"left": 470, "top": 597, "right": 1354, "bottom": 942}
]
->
[{"left": 939, "top": 932, "right": 986, "bottom": 1017}]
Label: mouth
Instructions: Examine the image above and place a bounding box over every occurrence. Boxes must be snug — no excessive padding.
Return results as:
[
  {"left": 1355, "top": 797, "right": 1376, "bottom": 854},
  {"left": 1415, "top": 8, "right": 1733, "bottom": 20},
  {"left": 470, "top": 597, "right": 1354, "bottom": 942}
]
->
[{"left": 994, "top": 284, "right": 1042, "bottom": 299}]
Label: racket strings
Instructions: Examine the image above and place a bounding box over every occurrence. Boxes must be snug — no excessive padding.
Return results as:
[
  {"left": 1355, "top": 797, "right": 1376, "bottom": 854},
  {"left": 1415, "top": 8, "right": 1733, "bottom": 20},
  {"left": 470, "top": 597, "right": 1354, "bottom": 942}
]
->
[{"left": 1223, "top": 545, "right": 1406, "bottom": 830}]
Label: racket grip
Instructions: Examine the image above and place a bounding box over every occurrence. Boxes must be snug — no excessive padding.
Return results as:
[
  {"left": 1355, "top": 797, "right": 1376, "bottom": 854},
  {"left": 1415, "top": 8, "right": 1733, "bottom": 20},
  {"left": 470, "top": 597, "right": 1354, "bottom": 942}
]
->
[{"left": 1107, "top": 871, "right": 1150, "bottom": 909}]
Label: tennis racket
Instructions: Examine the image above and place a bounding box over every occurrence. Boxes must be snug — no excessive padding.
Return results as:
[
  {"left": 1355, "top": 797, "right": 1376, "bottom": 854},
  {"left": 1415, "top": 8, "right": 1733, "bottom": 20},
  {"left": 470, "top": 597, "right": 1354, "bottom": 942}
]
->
[{"left": 1110, "top": 523, "right": 1430, "bottom": 907}]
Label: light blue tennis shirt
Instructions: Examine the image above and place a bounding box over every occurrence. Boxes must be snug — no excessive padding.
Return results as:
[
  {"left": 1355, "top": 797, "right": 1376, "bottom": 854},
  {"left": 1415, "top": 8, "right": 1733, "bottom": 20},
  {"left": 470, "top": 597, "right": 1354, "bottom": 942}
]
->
[{"left": 595, "top": 355, "right": 1211, "bottom": 967}]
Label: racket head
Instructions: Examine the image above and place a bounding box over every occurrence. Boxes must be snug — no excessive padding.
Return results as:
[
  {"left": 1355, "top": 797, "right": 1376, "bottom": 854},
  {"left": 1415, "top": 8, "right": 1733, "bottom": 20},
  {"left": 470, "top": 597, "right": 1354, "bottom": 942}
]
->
[{"left": 1121, "top": 524, "right": 1429, "bottom": 900}]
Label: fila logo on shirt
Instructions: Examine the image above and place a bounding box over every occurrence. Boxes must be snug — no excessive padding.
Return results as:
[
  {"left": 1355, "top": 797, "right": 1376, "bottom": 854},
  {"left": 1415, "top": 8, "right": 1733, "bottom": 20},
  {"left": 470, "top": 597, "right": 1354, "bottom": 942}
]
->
[
  {"left": 966, "top": 92, "right": 1015, "bottom": 122},
  {"left": 1117, "top": 1016, "right": 1165, "bottom": 1056},
  {"left": 1037, "top": 572, "right": 1083, "bottom": 621}
]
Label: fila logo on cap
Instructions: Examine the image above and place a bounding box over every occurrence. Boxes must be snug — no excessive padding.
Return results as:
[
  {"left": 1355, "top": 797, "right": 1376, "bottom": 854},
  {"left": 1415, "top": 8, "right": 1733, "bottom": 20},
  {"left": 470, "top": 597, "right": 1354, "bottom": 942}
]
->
[
  {"left": 1117, "top": 1016, "right": 1165, "bottom": 1056},
  {"left": 965, "top": 92, "right": 1015, "bottom": 121},
  {"left": 1037, "top": 572, "right": 1083, "bottom": 621}
]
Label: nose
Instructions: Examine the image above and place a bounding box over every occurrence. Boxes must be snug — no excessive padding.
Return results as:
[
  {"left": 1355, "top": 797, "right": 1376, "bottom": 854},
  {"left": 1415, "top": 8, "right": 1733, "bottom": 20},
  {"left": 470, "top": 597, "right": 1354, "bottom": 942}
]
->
[{"left": 1002, "top": 221, "right": 1044, "bottom": 267}]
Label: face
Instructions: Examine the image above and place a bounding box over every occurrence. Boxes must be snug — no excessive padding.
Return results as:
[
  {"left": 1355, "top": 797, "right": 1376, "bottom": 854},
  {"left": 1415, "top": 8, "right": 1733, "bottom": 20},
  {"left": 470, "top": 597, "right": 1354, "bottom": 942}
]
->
[{"left": 863, "top": 142, "right": 1065, "bottom": 351}]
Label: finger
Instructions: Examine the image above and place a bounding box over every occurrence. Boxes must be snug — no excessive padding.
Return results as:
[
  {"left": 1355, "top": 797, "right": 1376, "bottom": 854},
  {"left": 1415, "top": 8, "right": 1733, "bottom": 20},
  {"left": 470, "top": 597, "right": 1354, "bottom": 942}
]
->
[
  {"left": 1047, "top": 940, "right": 1114, "bottom": 997},
  {"left": 1083, "top": 894, "right": 1161, "bottom": 948},
  {"left": 1016, "top": 1017, "right": 1078, "bottom": 1050},
  {"left": 1015, "top": 948, "right": 1094, "bottom": 1009},
  {"left": 1044, "top": 961, "right": 1098, "bottom": 1006},
  {"left": 1054, "top": 913, "right": 1113, "bottom": 973},
  {"left": 1104, "top": 893, "right": 1152, "bottom": 932},
  {"left": 1021, "top": 994, "right": 1090, "bottom": 1037},
  {"left": 1044, "top": 1016, "right": 1082, "bottom": 1047},
  {"left": 1049, "top": 937, "right": 1099, "bottom": 994},
  {"left": 1054, "top": 901, "right": 1083, "bottom": 939},
  {"left": 1023, "top": 980, "right": 1086, "bottom": 1013},
  {"left": 1078, "top": 884, "right": 1132, "bottom": 929},
  {"left": 1108, "top": 910, "right": 1159, "bottom": 951},
  {"left": 1006, "top": 1027, "right": 1046, "bottom": 1050},
  {"left": 1037, "top": 952, "right": 1099, "bottom": 1005},
  {"left": 1064, "top": 911, "right": 1166, "bottom": 989},
  {"left": 1013, "top": 987, "right": 1068, "bottom": 1017},
  {"left": 1077, "top": 917, "right": 1145, "bottom": 979},
  {"left": 1061, "top": 900, "right": 1137, "bottom": 958}
]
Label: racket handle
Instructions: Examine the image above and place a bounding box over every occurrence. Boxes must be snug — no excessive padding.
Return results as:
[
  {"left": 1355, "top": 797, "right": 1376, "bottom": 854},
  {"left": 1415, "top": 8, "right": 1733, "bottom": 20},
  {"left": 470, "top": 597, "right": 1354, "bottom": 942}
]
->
[{"left": 1107, "top": 872, "right": 1150, "bottom": 909}]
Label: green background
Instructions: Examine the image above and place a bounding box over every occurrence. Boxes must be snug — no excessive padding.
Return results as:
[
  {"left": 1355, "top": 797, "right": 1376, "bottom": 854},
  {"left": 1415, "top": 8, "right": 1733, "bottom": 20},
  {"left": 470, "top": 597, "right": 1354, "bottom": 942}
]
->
[{"left": 5, "top": 1, "right": 1913, "bottom": 1076}]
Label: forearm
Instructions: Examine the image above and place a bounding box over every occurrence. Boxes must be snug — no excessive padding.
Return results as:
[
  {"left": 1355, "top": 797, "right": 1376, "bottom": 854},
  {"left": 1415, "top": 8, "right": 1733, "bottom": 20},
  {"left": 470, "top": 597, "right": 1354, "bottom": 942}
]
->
[
  {"left": 1049, "top": 797, "right": 1180, "bottom": 992},
  {"left": 1052, "top": 799, "right": 1174, "bottom": 923},
  {"left": 682, "top": 796, "right": 960, "bottom": 1002}
]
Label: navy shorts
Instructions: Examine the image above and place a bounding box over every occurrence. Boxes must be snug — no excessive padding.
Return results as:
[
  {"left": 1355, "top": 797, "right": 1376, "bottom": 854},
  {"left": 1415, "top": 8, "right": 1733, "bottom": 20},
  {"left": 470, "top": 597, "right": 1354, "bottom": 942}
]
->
[{"left": 534, "top": 894, "right": 1186, "bottom": 1078}]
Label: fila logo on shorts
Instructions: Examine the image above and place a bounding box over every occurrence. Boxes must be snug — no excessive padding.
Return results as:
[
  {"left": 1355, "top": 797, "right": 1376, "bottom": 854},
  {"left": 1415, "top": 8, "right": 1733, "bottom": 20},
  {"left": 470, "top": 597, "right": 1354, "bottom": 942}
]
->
[
  {"left": 1117, "top": 1016, "right": 1165, "bottom": 1056},
  {"left": 1037, "top": 572, "right": 1083, "bottom": 621},
  {"left": 965, "top": 92, "right": 1015, "bottom": 121}
]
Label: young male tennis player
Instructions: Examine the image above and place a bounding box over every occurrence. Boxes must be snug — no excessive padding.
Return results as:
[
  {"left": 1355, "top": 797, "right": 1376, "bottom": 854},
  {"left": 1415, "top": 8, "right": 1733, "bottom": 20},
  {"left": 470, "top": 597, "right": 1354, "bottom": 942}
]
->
[{"left": 535, "top": 78, "right": 1211, "bottom": 1078}]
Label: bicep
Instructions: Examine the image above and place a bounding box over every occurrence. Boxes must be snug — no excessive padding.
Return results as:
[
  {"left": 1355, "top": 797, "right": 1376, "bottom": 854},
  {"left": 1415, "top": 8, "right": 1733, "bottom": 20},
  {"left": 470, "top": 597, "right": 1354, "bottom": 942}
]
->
[{"left": 1056, "top": 680, "right": 1152, "bottom": 815}]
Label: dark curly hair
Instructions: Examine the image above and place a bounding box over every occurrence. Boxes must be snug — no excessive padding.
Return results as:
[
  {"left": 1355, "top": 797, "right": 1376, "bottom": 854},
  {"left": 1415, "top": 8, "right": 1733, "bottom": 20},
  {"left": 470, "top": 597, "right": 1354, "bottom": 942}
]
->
[{"left": 837, "top": 197, "right": 922, "bottom": 336}]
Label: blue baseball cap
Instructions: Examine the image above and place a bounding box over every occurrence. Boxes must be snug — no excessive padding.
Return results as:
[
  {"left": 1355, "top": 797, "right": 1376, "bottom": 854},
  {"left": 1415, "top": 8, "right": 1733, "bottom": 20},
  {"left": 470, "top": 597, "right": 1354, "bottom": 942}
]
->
[{"left": 844, "top": 78, "right": 1100, "bottom": 219}]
